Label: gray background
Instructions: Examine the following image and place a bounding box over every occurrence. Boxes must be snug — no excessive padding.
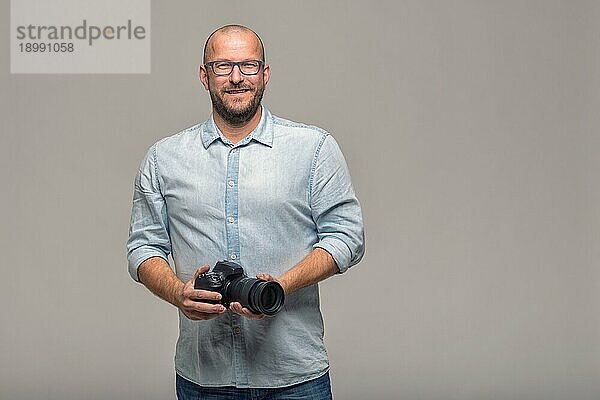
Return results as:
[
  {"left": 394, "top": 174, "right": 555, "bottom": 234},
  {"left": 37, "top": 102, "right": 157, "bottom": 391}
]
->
[{"left": 1, "top": 1, "right": 598, "bottom": 399}]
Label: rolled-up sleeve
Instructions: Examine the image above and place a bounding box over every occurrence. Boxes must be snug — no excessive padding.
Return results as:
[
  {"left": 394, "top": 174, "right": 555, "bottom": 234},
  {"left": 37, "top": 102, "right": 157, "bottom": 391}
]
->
[
  {"left": 126, "top": 144, "right": 171, "bottom": 282},
  {"left": 310, "top": 135, "right": 365, "bottom": 273}
]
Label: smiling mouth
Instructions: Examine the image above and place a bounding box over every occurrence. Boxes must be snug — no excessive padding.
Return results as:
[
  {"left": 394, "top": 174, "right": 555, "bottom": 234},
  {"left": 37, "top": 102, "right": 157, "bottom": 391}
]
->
[{"left": 225, "top": 88, "right": 250, "bottom": 95}]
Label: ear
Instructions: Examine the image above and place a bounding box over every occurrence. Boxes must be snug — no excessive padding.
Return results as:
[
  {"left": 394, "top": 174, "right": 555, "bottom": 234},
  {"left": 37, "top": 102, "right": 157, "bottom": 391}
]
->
[
  {"left": 199, "top": 64, "right": 210, "bottom": 90},
  {"left": 262, "top": 64, "right": 271, "bottom": 86}
]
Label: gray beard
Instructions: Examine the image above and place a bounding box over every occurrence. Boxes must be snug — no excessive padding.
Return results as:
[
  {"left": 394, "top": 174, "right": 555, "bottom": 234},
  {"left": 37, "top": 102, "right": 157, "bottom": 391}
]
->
[{"left": 210, "top": 87, "right": 265, "bottom": 126}]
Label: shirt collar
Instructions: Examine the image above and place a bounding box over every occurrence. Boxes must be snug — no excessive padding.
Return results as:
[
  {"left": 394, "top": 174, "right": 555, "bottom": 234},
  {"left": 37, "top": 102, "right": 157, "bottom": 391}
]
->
[{"left": 200, "top": 105, "right": 274, "bottom": 149}]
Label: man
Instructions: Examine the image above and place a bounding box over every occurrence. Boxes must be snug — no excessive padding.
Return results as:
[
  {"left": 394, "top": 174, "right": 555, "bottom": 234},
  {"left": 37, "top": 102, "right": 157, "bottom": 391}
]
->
[{"left": 127, "top": 25, "right": 364, "bottom": 399}]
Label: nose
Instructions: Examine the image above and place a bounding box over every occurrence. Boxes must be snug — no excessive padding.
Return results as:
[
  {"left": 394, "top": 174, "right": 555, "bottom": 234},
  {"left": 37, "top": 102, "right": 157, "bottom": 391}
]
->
[{"left": 229, "top": 64, "right": 244, "bottom": 84}]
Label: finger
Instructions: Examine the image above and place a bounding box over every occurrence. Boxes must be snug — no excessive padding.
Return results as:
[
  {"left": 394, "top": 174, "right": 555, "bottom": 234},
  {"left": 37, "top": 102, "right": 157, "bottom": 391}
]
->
[
  {"left": 187, "top": 289, "right": 222, "bottom": 302},
  {"left": 229, "top": 302, "right": 243, "bottom": 314},
  {"left": 185, "top": 300, "right": 226, "bottom": 314},
  {"left": 230, "top": 302, "right": 251, "bottom": 317},
  {"left": 191, "top": 264, "right": 210, "bottom": 282},
  {"left": 230, "top": 302, "right": 264, "bottom": 320}
]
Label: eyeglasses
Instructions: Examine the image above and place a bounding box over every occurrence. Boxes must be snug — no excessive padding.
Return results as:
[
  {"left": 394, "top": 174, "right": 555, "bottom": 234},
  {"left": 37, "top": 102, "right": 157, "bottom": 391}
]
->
[{"left": 205, "top": 60, "right": 264, "bottom": 76}]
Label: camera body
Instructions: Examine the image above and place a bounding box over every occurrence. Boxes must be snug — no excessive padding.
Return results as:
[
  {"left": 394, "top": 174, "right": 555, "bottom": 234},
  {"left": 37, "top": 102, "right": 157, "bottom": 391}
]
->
[
  {"left": 194, "top": 261, "right": 245, "bottom": 307},
  {"left": 194, "top": 261, "right": 285, "bottom": 316}
]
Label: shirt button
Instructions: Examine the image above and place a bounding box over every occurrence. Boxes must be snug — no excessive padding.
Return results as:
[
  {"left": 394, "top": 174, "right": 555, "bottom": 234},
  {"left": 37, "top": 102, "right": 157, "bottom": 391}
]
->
[
  {"left": 233, "top": 327, "right": 241, "bottom": 334},
  {"left": 228, "top": 180, "right": 235, "bottom": 188},
  {"left": 230, "top": 254, "right": 237, "bottom": 260},
  {"left": 228, "top": 216, "right": 235, "bottom": 223}
]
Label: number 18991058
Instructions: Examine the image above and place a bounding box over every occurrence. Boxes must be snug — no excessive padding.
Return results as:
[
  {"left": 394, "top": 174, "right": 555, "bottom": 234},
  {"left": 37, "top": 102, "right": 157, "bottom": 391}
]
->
[{"left": 19, "top": 42, "right": 74, "bottom": 53}]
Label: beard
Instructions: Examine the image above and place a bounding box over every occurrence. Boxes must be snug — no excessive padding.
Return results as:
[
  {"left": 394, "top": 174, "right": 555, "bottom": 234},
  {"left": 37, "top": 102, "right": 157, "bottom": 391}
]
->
[{"left": 209, "top": 82, "right": 265, "bottom": 126}]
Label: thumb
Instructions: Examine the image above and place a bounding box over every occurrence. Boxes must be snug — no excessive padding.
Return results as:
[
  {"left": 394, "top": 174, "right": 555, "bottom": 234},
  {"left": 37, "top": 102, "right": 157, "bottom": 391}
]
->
[{"left": 256, "top": 273, "right": 274, "bottom": 282}]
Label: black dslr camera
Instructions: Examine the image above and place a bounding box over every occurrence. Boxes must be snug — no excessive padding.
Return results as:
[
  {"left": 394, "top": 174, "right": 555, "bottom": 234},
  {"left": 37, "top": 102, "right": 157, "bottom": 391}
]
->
[{"left": 194, "top": 261, "right": 285, "bottom": 316}]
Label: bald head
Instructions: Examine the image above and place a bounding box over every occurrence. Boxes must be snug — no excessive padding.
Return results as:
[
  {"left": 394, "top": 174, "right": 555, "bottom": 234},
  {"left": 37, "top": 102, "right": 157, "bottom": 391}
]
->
[{"left": 203, "top": 25, "right": 265, "bottom": 64}]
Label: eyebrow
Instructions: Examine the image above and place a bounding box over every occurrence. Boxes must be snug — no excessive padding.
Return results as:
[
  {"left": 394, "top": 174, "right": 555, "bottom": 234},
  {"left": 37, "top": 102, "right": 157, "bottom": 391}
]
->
[{"left": 207, "top": 58, "right": 261, "bottom": 63}]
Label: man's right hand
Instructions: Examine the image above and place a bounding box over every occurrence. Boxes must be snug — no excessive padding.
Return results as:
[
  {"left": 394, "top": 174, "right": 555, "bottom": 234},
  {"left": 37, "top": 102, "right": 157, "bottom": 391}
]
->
[{"left": 177, "top": 265, "right": 227, "bottom": 321}]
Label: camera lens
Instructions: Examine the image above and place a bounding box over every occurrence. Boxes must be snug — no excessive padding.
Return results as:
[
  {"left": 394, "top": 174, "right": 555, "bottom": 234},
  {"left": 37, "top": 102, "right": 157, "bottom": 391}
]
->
[
  {"left": 227, "top": 277, "right": 285, "bottom": 316},
  {"left": 260, "top": 285, "right": 277, "bottom": 308},
  {"left": 251, "top": 281, "right": 285, "bottom": 316}
]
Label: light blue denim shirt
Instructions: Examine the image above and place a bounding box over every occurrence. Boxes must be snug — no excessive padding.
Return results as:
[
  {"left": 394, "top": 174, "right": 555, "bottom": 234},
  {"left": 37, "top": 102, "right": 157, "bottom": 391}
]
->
[{"left": 127, "top": 106, "right": 364, "bottom": 388}]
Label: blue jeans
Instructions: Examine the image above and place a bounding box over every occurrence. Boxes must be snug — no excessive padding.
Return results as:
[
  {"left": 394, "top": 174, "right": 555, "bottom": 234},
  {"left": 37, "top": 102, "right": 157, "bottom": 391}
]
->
[{"left": 176, "top": 372, "right": 333, "bottom": 400}]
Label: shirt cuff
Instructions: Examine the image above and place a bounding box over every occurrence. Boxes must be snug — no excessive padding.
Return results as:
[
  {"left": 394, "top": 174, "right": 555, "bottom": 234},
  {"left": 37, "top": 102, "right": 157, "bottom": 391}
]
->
[
  {"left": 313, "top": 237, "right": 352, "bottom": 274},
  {"left": 128, "top": 246, "right": 169, "bottom": 282}
]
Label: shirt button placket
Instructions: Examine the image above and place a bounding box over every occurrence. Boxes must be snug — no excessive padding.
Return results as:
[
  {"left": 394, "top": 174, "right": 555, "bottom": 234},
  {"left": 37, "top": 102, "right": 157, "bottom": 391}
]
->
[
  {"left": 225, "top": 147, "right": 240, "bottom": 264},
  {"left": 225, "top": 145, "right": 247, "bottom": 385}
]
